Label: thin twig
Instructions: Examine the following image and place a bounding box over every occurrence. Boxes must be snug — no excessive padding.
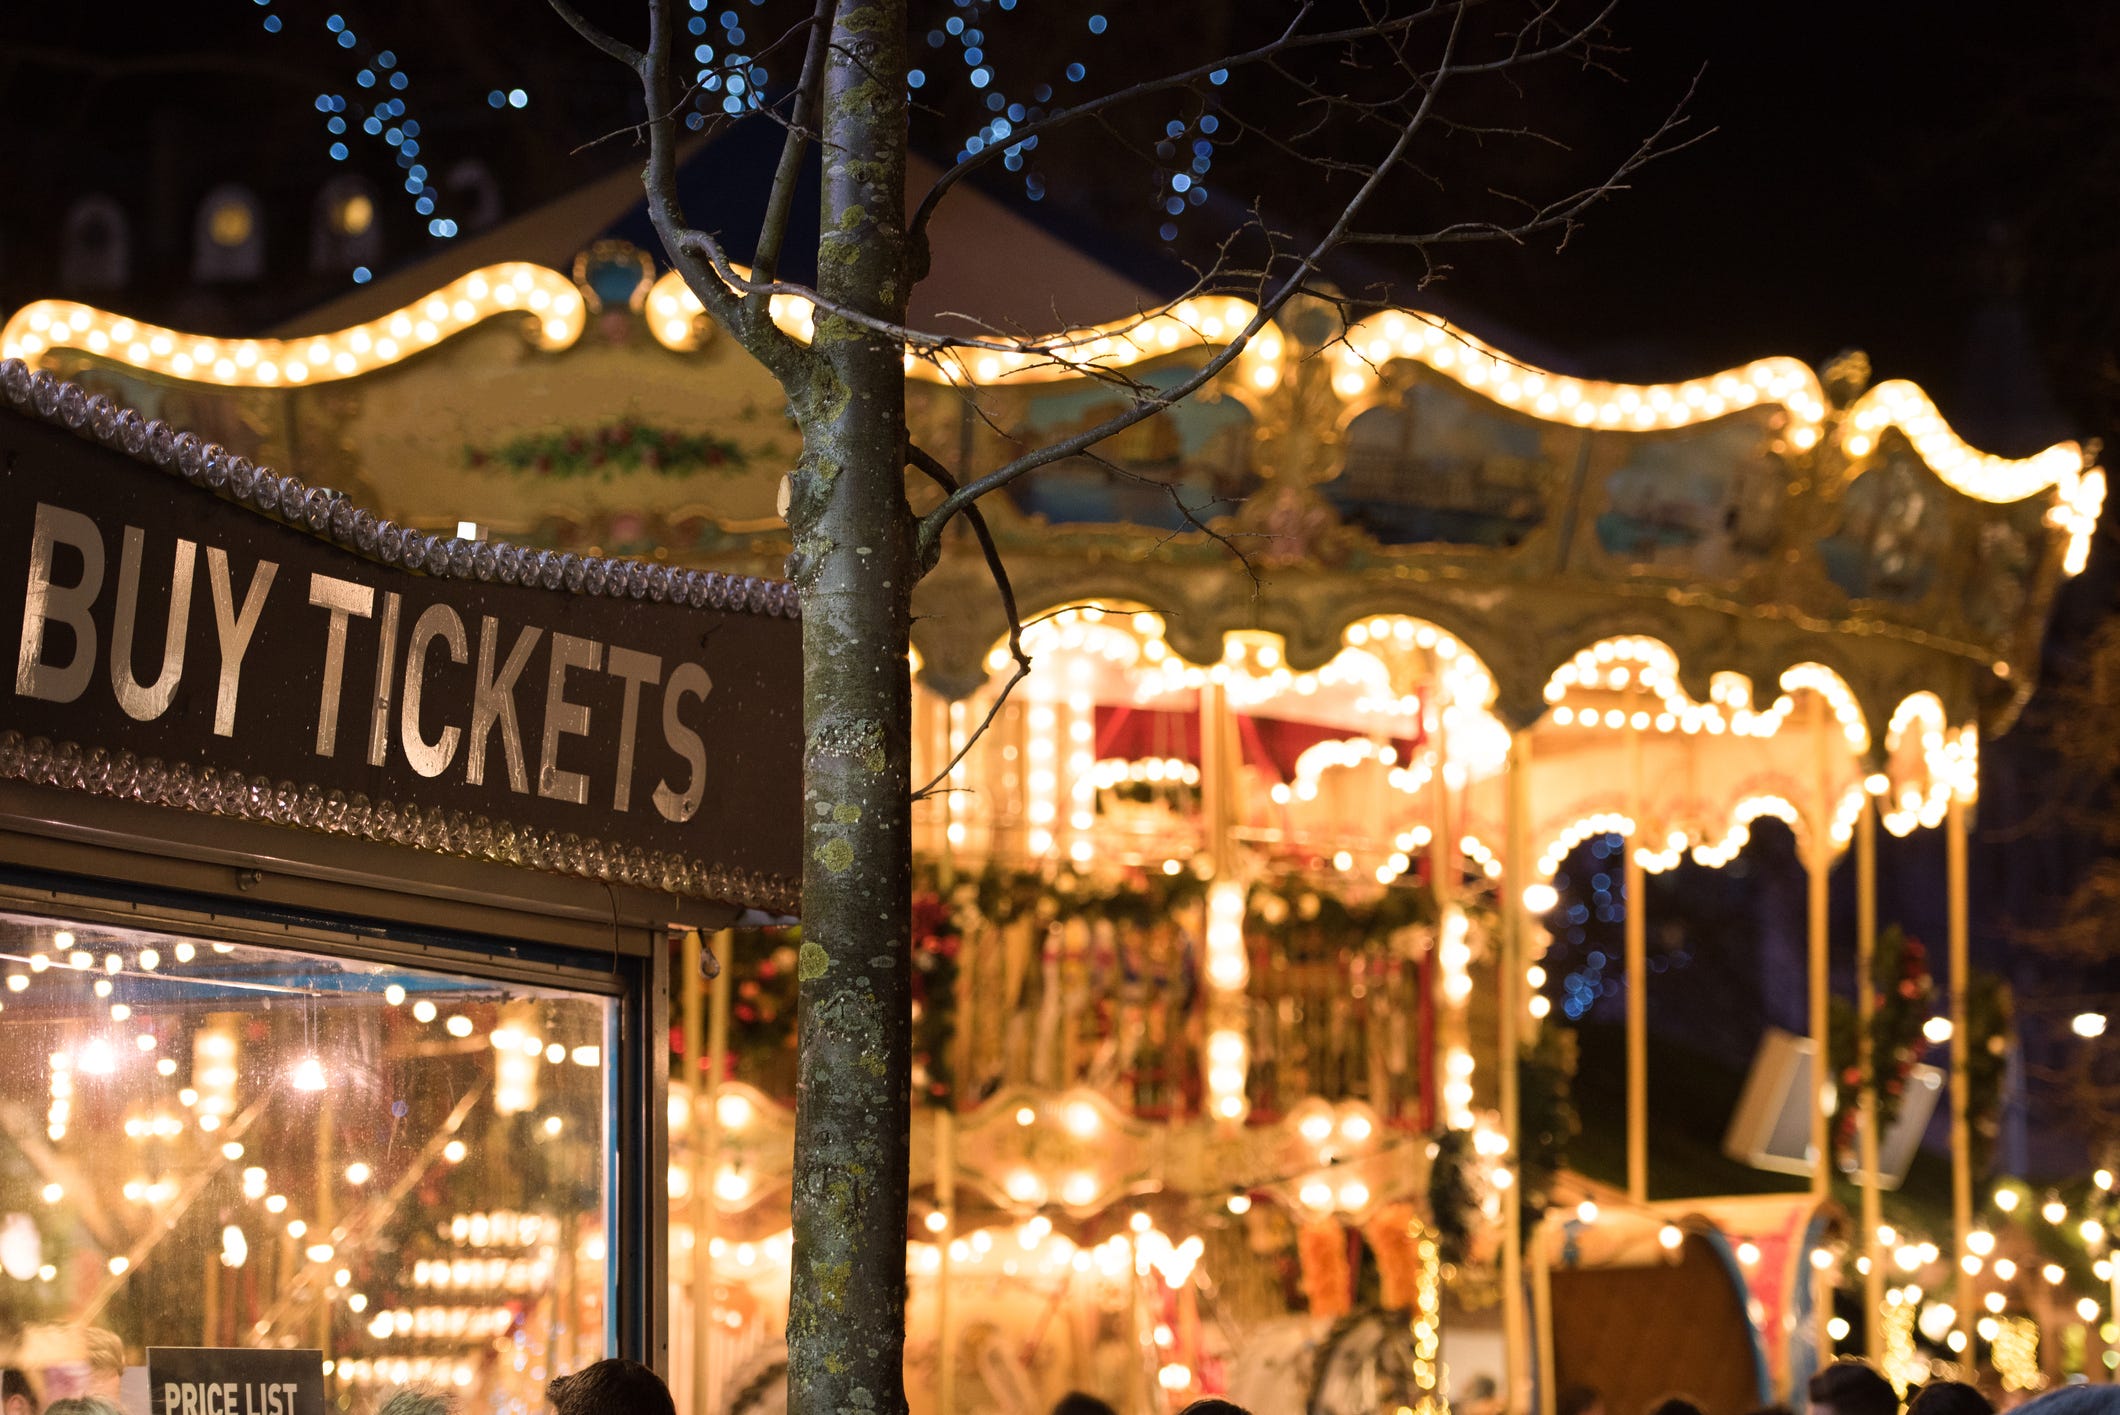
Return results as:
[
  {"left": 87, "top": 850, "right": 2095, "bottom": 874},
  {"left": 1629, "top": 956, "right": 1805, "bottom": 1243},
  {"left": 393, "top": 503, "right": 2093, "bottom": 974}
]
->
[
  {"left": 547, "top": 0, "right": 643, "bottom": 67},
  {"left": 753, "top": 0, "right": 840, "bottom": 287},
  {"left": 906, "top": 441, "right": 1033, "bottom": 803},
  {"left": 913, "top": 0, "right": 1477, "bottom": 558}
]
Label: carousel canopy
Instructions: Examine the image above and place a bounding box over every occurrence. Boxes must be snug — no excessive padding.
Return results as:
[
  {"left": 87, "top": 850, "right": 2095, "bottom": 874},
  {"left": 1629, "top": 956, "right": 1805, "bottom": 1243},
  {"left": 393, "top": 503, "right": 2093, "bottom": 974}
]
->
[{"left": 0, "top": 226, "right": 2099, "bottom": 883}]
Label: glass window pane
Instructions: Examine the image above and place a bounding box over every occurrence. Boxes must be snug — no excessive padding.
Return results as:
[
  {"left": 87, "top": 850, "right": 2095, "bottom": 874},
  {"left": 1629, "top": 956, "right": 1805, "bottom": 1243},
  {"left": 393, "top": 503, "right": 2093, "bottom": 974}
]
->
[{"left": 0, "top": 908, "right": 614, "bottom": 1410}]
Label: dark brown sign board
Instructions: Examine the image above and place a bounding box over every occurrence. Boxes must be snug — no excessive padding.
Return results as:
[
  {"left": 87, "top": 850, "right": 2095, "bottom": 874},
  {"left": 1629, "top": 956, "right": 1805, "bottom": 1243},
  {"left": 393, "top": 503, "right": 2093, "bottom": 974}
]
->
[
  {"left": 0, "top": 366, "right": 800, "bottom": 913},
  {"left": 147, "top": 1347, "right": 324, "bottom": 1415}
]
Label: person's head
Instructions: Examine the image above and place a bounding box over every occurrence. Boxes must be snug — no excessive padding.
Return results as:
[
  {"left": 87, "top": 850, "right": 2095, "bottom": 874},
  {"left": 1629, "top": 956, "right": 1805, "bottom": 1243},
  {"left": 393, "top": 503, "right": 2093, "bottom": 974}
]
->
[
  {"left": 1560, "top": 1387, "right": 1607, "bottom": 1415},
  {"left": 2, "top": 1367, "right": 37, "bottom": 1415},
  {"left": 1648, "top": 1398, "right": 1707, "bottom": 1415},
  {"left": 1809, "top": 1360, "right": 1900, "bottom": 1415},
  {"left": 1907, "top": 1384, "right": 1992, "bottom": 1415},
  {"left": 1461, "top": 1377, "right": 1502, "bottom": 1410},
  {"left": 379, "top": 1387, "right": 461, "bottom": 1415},
  {"left": 1175, "top": 1402, "right": 1252, "bottom": 1415},
  {"left": 2010, "top": 1390, "right": 2120, "bottom": 1415},
  {"left": 41, "top": 1399, "right": 121, "bottom": 1415},
  {"left": 545, "top": 1360, "right": 675, "bottom": 1415},
  {"left": 76, "top": 1331, "right": 120, "bottom": 1404},
  {"left": 1054, "top": 1395, "right": 1119, "bottom": 1415}
]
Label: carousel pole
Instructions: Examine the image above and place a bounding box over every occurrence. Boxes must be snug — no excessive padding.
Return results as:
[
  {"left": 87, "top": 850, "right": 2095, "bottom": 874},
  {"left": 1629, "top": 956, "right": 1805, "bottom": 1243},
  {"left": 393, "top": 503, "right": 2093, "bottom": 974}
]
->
[
  {"left": 1503, "top": 731, "right": 1531, "bottom": 1414},
  {"left": 694, "top": 930, "right": 735, "bottom": 1415},
  {"left": 1807, "top": 696, "right": 1835, "bottom": 1361},
  {"left": 1858, "top": 793, "right": 1884, "bottom": 1365},
  {"left": 1948, "top": 789, "right": 1973, "bottom": 1352},
  {"left": 935, "top": 1109, "right": 959, "bottom": 1415},
  {"left": 1429, "top": 708, "right": 1459, "bottom": 1131},
  {"left": 683, "top": 929, "right": 710, "bottom": 1415},
  {"left": 1625, "top": 707, "right": 1648, "bottom": 1205}
]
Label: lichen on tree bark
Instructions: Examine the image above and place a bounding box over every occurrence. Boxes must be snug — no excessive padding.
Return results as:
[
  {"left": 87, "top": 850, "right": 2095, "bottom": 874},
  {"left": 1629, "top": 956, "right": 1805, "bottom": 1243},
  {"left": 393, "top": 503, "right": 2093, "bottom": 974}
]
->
[{"left": 780, "top": 2, "right": 917, "bottom": 1413}]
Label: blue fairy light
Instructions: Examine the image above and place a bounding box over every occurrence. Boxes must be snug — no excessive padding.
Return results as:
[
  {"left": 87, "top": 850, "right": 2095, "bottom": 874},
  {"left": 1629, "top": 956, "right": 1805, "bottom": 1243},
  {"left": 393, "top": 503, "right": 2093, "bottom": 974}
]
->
[
  {"left": 352, "top": 266, "right": 372, "bottom": 284},
  {"left": 908, "top": 68, "right": 926, "bottom": 88},
  {"left": 507, "top": 88, "right": 528, "bottom": 108},
  {"left": 263, "top": 15, "right": 281, "bottom": 32},
  {"left": 1065, "top": 62, "right": 1084, "bottom": 81},
  {"left": 1087, "top": 14, "right": 1106, "bottom": 32}
]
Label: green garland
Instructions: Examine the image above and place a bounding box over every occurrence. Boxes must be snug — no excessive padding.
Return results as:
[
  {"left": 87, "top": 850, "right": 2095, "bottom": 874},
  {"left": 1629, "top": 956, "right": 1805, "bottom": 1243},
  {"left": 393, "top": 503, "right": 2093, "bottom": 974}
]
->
[
  {"left": 1829, "top": 924, "right": 1936, "bottom": 1150},
  {"left": 466, "top": 418, "right": 751, "bottom": 478},
  {"left": 1247, "top": 880, "right": 1438, "bottom": 957},
  {"left": 1963, "top": 968, "right": 2012, "bottom": 1177},
  {"left": 1518, "top": 1026, "right": 1579, "bottom": 1241},
  {"left": 1427, "top": 1127, "right": 1477, "bottom": 1266},
  {"left": 911, "top": 885, "right": 962, "bottom": 1109}
]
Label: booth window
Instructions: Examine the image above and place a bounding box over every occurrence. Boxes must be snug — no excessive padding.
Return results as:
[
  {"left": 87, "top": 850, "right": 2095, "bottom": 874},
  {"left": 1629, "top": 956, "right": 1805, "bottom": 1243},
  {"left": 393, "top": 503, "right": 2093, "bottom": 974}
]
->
[{"left": 0, "top": 907, "right": 615, "bottom": 1406}]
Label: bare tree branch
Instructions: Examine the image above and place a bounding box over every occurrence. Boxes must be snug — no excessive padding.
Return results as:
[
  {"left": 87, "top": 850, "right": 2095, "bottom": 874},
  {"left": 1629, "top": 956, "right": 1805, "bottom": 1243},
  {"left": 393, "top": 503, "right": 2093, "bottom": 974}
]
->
[
  {"left": 615, "top": 0, "right": 821, "bottom": 391},
  {"left": 905, "top": 442, "right": 1032, "bottom": 804},
  {"left": 753, "top": 0, "right": 841, "bottom": 287},
  {"left": 547, "top": 0, "right": 643, "bottom": 67},
  {"left": 912, "top": 1, "right": 1480, "bottom": 560}
]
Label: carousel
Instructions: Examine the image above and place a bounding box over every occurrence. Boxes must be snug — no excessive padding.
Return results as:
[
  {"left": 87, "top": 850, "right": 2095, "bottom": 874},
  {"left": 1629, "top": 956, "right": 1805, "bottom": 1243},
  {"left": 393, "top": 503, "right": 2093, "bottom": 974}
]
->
[{"left": 1, "top": 227, "right": 2104, "bottom": 1415}]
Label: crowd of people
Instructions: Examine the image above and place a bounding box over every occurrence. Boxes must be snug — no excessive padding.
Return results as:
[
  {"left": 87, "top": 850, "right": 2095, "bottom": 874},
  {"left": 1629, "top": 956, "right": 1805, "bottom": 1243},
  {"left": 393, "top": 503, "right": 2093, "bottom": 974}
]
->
[
  {"left": 0, "top": 1356, "right": 683, "bottom": 1415},
  {"left": 1554, "top": 1358, "right": 2120, "bottom": 1415},
  {"left": 8, "top": 1346, "right": 2120, "bottom": 1415}
]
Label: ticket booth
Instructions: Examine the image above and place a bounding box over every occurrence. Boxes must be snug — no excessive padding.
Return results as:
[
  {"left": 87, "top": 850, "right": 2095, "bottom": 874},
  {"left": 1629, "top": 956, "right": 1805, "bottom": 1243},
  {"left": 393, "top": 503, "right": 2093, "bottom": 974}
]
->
[{"left": 0, "top": 363, "right": 799, "bottom": 1410}]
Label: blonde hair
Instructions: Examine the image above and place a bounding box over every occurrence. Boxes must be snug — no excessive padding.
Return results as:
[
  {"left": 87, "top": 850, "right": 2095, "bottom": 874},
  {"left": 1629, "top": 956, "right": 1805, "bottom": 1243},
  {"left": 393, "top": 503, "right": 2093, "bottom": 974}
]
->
[{"left": 79, "top": 1329, "right": 123, "bottom": 1377}]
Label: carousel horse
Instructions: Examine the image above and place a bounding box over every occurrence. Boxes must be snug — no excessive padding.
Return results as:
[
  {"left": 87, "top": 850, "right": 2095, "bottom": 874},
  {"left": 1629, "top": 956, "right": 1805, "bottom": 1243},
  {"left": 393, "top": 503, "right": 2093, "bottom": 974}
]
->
[{"left": 1225, "top": 1310, "right": 1423, "bottom": 1415}]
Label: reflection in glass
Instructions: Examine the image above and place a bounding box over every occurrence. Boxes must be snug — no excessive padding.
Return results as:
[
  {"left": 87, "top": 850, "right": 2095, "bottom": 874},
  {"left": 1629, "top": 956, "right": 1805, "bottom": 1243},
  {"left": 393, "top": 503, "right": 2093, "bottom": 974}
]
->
[{"left": 0, "top": 910, "right": 612, "bottom": 1410}]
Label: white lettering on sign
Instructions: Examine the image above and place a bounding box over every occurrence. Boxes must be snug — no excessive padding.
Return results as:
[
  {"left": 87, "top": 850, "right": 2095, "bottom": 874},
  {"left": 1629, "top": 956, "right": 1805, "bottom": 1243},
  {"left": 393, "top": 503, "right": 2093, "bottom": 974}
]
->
[
  {"left": 306, "top": 572, "right": 373, "bottom": 756},
  {"left": 161, "top": 1381, "right": 303, "bottom": 1415},
  {"left": 12, "top": 499, "right": 720, "bottom": 818},
  {"left": 16, "top": 501, "right": 104, "bottom": 703},
  {"left": 207, "top": 548, "right": 277, "bottom": 736},
  {"left": 110, "top": 525, "right": 196, "bottom": 722}
]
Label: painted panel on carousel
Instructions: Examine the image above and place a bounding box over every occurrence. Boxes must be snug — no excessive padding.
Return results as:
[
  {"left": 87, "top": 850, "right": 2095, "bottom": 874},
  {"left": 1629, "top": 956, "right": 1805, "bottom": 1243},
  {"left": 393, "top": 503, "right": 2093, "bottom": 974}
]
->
[
  {"left": 1327, "top": 380, "right": 1546, "bottom": 547},
  {"left": 1959, "top": 498, "right": 2044, "bottom": 644},
  {"left": 993, "top": 364, "right": 1258, "bottom": 528},
  {"left": 1817, "top": 450, "right": 1952, "bottom": 603},
  {"left": 1591, "top": 414, "right": 1784, "bottom": 579}
]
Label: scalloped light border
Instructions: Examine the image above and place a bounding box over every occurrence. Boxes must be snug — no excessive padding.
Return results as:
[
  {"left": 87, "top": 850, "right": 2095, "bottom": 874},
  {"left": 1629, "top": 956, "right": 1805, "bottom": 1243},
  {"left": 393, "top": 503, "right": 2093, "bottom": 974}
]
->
[
  {"left": 0, "top": 359, "right": 800, "bottom": 915},
  {"left": 0, "top": 263, "right": 583, "bottom": 386},
  {"left": 5, "top": 262, "right": 2101, "bottom": 567}
]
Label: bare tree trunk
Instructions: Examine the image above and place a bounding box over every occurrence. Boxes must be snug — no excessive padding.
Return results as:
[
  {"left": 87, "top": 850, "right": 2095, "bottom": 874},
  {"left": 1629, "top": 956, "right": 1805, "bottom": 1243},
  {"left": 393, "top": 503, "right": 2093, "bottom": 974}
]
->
[{"left": 783, "top": 2, "right": 915, "bottom": 1413}]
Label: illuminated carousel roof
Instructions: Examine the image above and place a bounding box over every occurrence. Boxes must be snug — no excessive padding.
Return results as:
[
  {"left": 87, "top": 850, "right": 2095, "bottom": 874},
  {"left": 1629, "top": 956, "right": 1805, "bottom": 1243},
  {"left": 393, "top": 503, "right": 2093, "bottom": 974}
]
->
[{"left": 2, "top": 251, "right": 2098, "bottom": 754}]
